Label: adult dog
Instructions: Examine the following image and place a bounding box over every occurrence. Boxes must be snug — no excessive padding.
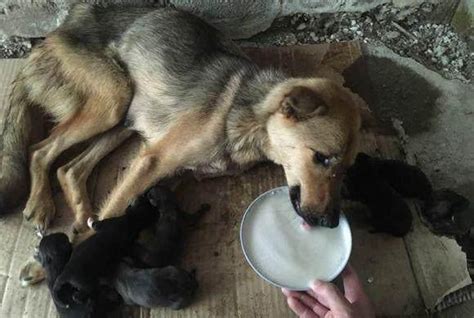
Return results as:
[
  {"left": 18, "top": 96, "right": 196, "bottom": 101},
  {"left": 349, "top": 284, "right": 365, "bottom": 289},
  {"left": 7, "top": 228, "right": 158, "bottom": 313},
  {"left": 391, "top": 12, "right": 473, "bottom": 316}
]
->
[{"left": 1, "top": 4, "right": 367, "bottom": 233}]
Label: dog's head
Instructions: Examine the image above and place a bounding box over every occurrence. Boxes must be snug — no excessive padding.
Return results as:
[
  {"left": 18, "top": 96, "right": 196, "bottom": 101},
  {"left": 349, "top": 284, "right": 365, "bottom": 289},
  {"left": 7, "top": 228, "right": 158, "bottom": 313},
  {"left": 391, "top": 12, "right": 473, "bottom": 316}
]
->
[{"left": 264, "top": 78, "right": 368, "bottom": 228}]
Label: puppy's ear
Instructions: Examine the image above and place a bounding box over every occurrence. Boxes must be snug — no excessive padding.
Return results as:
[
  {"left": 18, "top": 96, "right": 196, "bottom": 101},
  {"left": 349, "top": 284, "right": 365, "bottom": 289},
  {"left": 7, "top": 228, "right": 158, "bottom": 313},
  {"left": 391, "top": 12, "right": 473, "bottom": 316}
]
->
[{"left": 280, "top": 86, "right": 327, "bottom": 120}]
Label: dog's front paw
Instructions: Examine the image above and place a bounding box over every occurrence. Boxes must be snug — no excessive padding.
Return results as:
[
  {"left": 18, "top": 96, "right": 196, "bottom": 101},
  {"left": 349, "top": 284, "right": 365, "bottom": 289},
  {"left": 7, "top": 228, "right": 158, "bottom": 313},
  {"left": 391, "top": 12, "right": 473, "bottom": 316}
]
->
[
  {"left": 19, "top": 258, "right": 46, "bottom": 287},
  {"left": 71, "top": 214, "right": 95, "bottom": 235},
  {"left": 23, "top": 191, "right": 56, "bottom": 232}
]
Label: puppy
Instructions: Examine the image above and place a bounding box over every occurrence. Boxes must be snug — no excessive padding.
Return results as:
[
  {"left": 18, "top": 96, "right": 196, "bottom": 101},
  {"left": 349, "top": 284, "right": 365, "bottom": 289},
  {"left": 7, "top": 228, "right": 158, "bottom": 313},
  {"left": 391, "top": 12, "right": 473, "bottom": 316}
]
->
[
  {"left": 344, "top": 153, "right": 413, "bottom": 237},
  {"left": 36, "top": 233, "right": 122, "bottom": 317},
  {"left": 131, "top": 185, "right": 210, "bottom": 268},
  {"left": 113, "top": 262, "right": 198, "bottom": 309},
  {"left": 362, "top": 153, "right": 433, "bottom": 201},
  {"left": 53, "top": 199, "right": 158, "bottom": 308},
  {"left": 423, "top": 189, "right": 471, "bottom": 235}
]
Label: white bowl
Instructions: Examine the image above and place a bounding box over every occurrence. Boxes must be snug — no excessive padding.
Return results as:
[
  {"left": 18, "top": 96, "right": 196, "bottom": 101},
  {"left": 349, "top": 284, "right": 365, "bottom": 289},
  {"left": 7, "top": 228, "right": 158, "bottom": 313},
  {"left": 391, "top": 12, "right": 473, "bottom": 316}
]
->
[{"left": 240, "top": 186, "right": 352, "bottom": 291}]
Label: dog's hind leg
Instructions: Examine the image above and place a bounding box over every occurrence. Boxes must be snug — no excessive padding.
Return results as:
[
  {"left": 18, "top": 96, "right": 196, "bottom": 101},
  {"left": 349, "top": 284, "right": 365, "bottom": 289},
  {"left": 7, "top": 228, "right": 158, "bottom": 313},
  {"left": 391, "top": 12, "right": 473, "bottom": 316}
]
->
[
  {"left": 23, "top": 34, "right": 132, "bottom": 232},
  {"left": 57, "top": 126, "right": 134, "bottom": 234},
  {"left": 24, "top": 96, "right": 130, "bottom": 232}
]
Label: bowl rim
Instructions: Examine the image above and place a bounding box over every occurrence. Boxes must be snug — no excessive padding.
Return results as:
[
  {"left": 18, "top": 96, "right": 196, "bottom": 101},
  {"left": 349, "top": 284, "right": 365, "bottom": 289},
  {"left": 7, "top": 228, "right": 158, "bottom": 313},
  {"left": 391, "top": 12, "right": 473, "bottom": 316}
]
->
[{"left": 239, "top": 185, "right": 352, "bottom": 291}]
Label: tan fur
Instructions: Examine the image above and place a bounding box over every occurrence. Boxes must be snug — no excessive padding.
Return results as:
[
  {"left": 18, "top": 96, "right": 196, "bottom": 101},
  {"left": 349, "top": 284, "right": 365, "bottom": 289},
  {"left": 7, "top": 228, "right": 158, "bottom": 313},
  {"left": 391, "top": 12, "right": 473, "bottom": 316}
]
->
[
  {"left": 18, "top": 33, "right": 132, "bottom": 231},
  {"left": 263, "top": 78, "right": 361, "bottom": 217}
]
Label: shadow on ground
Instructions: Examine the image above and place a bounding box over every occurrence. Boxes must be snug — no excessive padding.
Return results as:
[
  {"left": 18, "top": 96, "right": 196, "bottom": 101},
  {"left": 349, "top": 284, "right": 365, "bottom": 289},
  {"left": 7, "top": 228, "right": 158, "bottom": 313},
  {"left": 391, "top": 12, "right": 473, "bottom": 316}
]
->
[{"left": 343, "top": 55, "right": 442, "bottom": 136}]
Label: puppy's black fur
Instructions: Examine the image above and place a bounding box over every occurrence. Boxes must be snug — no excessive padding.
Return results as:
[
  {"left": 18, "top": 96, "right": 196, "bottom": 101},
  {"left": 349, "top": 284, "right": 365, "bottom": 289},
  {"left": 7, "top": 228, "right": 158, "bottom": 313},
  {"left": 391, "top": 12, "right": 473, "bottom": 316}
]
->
[
  {"left": 363, "top": 153, "right": 433, "bottom": 201},
  {"left": 131, "top": 185, "right": 210, "bottom": 268},
  {"left": 423, "top": 189, "right": 471, "bottom": 235},
  {"left": 113, "top": 262, "right": 198, "bottom": 309},
  {"left": 53, "top": 199, "right": 158, "bottom": 308},
  {"left": 345, "top": 153, "right": 413, "bottom": 237},
  {"left": 36, "top": 233, "right": 122, "bottom": 317}
]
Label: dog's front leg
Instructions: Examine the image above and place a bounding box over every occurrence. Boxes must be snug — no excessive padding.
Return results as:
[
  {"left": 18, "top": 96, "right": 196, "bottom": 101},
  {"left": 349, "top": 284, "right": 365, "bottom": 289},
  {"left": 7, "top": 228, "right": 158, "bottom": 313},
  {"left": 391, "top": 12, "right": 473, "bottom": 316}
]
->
[{"left": 97, "top": 141, "right": 180, "bottom": 221}]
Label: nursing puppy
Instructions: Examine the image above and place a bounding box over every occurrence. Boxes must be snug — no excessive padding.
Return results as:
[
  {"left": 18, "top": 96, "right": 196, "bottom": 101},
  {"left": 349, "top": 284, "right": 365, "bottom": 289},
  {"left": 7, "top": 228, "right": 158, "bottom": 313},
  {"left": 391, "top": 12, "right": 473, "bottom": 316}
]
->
[
  {"left": 35, "top": 233, "right": 122, "bottom": 317},
  {"left": 53, "top": 199, "right": 158, "bottom": 308},
  {"left": 362, "top": 153, "right": 433, "bottom": 201},
  {"left": 113, "top": 262, "right": 198, "bottom": 309},
  {"left": 344, "top": 153, "right": 413, "bottom": 237},
  {"left": 132, "top": 185, "right": 210, "bottom": 268}
]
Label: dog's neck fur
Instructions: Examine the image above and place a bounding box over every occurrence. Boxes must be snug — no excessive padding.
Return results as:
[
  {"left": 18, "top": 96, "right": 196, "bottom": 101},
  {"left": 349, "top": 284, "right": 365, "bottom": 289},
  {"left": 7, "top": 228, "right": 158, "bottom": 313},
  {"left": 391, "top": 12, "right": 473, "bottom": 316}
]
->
[{"left": 226, "top": 68, "right": 287, "bottom": 165}]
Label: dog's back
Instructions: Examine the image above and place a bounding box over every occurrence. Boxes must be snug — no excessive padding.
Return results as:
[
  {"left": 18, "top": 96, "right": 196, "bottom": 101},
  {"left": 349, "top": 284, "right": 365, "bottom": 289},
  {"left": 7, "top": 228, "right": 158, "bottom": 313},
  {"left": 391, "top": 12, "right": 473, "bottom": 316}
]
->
[{"left": 113, "top": 263, "right": 198, "bottom": 309}]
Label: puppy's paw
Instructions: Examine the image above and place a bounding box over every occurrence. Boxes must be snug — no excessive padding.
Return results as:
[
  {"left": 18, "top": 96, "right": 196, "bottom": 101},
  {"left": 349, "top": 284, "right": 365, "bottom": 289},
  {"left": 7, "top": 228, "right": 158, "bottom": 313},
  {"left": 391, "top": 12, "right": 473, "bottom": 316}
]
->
[{"left": 19, "top": 258, "right": 46, "bottom": 287}]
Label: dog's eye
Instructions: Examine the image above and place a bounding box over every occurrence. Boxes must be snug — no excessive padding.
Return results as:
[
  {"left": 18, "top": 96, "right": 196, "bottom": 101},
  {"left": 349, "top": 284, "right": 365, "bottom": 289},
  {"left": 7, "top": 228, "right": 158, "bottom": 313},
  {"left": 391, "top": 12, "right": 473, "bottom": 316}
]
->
[{"left": 314, "top": 151, "right": 331, "bottom": 167}]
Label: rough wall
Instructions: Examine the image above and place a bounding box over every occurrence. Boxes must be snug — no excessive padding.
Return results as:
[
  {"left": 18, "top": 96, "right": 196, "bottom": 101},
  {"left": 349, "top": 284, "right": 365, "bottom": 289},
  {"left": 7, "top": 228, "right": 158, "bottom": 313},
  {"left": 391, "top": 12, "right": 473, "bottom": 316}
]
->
[{"left": 0, "top": 0, "right": 442, "bottom": 40}]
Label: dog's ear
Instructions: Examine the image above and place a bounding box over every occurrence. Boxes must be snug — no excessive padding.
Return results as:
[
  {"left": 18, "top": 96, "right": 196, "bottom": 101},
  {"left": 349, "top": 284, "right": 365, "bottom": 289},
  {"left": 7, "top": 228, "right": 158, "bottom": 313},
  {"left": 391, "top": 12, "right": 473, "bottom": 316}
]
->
[{"left": 280, "top": 86, "right": 327, "bottom": 120}]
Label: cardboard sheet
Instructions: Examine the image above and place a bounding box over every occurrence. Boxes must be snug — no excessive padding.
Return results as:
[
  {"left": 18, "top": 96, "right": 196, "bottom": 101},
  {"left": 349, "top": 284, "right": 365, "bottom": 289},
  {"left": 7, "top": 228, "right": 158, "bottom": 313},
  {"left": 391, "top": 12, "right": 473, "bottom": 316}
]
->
[{"left": 0, "top": 43, "right": 470, "bottom": 317}]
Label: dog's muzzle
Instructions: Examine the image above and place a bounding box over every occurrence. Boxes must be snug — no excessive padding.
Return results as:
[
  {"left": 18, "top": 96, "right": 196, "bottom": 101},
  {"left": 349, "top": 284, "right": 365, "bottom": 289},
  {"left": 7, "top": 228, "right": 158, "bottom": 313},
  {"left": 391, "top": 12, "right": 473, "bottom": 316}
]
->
[{"left": 289, "top": 185, "right": 340, "bottom": 228}]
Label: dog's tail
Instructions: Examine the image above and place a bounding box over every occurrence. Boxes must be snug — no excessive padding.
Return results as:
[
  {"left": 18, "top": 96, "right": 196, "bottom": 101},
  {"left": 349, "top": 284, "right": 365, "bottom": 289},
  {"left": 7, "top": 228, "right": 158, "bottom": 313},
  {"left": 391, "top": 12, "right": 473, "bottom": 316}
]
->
[{"left": 0, "top": 75, "right": 33, "bottom": 213}]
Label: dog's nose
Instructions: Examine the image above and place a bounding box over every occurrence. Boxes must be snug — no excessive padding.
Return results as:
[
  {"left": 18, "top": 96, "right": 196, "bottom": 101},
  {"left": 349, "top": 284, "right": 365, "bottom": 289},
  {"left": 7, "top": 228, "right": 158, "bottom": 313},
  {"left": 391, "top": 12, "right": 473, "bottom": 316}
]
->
[{"left": 317, "top": 213, "right": 339, "bottom": 228}]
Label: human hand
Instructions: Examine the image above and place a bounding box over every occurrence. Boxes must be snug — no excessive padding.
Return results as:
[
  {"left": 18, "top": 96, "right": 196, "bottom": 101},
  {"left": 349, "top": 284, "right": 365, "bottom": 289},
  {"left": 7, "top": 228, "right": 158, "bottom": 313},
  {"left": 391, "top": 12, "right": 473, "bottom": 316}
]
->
[{"left": 281, "top": 265, "right": 375, "bottom": 318}]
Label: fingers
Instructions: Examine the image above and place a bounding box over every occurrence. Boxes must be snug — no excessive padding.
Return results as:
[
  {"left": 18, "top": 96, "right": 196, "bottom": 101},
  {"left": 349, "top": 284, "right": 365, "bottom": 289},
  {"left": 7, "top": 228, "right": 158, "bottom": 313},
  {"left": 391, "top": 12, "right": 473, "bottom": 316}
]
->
[
  {"left": 287, "top": 297, "right": 320, "bottom": 318},
  {"left": 282, "top": 289, "right": 328, "bottom": 317},
  {"left": 310, "top": 280, "right": 352, "bottom": 312},
  {"left": 342, "top": 264, "right": 367, "bottom": 303}
]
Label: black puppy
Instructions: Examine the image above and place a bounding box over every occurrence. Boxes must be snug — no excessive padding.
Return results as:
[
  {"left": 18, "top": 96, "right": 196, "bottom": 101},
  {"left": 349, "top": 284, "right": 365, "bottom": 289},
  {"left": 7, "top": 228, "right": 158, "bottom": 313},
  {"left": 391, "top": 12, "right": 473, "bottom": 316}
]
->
[
  {"left": 53, "top": 198, "right": 158, "bottom": 308},
  {"left": 363, "top": 153, "right": 433, "bottom": 201},
  {"left": 344, "top": 153, "right": 413, "bottom": 237},
  {"left": 36, "top": 233, "right": 122, "bottom": 317},
  {"left": 113, "top": 262, "right": 198, "bottom": 309},
  {"left": 131, "top": 185, "right": 210, "bottom": 268},
  {"left": 423, "top": 189, "right": 471, "bottom": 235}
]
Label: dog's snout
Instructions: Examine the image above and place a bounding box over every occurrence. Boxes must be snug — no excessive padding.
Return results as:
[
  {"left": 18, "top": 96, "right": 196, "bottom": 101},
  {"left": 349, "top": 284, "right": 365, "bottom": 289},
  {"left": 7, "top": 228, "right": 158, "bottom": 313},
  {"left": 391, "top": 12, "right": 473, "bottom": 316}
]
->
[
  {"left": 289, "top": 185, "right": 302, "bottom": 214},
  {"left": 317, "top": 212, "right": 340, "bottom": 228}
]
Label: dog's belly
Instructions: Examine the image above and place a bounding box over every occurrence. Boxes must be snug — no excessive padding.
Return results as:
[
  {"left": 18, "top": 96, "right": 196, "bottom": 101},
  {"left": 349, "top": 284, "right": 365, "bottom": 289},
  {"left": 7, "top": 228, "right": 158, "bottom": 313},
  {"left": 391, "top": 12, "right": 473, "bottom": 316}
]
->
[{"left": 190, "top": 158, "right": 258, "bottom": 180}]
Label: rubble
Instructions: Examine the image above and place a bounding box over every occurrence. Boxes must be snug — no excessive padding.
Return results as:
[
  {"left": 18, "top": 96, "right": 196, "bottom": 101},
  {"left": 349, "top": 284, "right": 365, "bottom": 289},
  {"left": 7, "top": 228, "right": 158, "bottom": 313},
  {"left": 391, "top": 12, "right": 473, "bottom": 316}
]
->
[
  {"left": 246, "top": 2, "right": 473, "bottom": 82},
  {"left": 0, "top": 2, "right": 472, "bottom": 82},
  {"left": 0, "top": 36, "right": 32, "bottom": 59}
]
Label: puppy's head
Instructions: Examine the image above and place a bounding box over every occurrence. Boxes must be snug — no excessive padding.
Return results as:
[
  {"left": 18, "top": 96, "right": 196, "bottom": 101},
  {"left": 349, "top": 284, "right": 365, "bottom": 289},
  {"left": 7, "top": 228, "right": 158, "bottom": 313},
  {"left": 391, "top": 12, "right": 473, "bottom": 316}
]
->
[
  {"left": 35, "top": 233, "right": 72, "bottom": 268},
  {"left": 146, "top": 185, "right": 176, "bottom": 209},
  {"left": 265, "top": 78, "right": 368, "bottom": 227}
]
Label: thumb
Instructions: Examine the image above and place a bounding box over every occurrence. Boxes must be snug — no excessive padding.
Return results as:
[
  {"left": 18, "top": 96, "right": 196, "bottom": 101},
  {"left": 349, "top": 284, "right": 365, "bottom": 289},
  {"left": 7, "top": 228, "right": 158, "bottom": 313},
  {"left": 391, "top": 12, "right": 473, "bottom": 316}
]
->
[
  {"left": 311, "top": 280, "right": 352, "bottom": 311},
  {"left": 342, "top": 264, "right": 366, "bottom": 303}
]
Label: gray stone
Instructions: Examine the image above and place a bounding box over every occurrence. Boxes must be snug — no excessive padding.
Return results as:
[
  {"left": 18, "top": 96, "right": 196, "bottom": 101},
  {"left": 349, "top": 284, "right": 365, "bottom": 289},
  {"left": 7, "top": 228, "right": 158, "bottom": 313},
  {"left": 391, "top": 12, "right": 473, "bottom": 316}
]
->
[
  {"left": 0, "top": 0, "right": 280, "bottom": 39},
  {"left": 281, "top": 0, "right": 390, "bottom": 15},
  {"left": 386, "top": 31, "right": 400, "bottom": 39},
  {"left": 170, "top": 0, "right": 280, "bottom": 39},
  {"left": 296, "top": 23, "right": 307, "bottom": 31}
]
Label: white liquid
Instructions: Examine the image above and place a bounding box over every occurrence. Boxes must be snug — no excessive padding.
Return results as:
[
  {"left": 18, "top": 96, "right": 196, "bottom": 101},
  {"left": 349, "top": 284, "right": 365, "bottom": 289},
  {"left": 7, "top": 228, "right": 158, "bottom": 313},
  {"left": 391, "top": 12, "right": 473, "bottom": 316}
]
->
[{"left": 241, "top": 187, "right": 351, "bottom": 290}]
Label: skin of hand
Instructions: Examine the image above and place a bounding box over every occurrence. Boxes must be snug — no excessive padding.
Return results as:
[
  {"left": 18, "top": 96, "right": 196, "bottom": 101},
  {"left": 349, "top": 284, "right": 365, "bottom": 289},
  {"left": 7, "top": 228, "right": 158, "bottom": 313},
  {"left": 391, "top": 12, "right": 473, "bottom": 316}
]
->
[{"left": 281, "top": 265, "right": 375, "bottom": 318}]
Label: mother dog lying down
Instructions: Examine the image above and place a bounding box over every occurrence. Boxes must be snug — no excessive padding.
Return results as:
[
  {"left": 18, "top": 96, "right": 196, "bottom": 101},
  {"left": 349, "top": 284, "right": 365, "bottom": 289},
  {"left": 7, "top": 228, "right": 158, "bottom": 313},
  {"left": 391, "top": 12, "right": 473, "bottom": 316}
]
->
[{"left": 2, "top": 4, "right": 367, "bottom": 233}]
